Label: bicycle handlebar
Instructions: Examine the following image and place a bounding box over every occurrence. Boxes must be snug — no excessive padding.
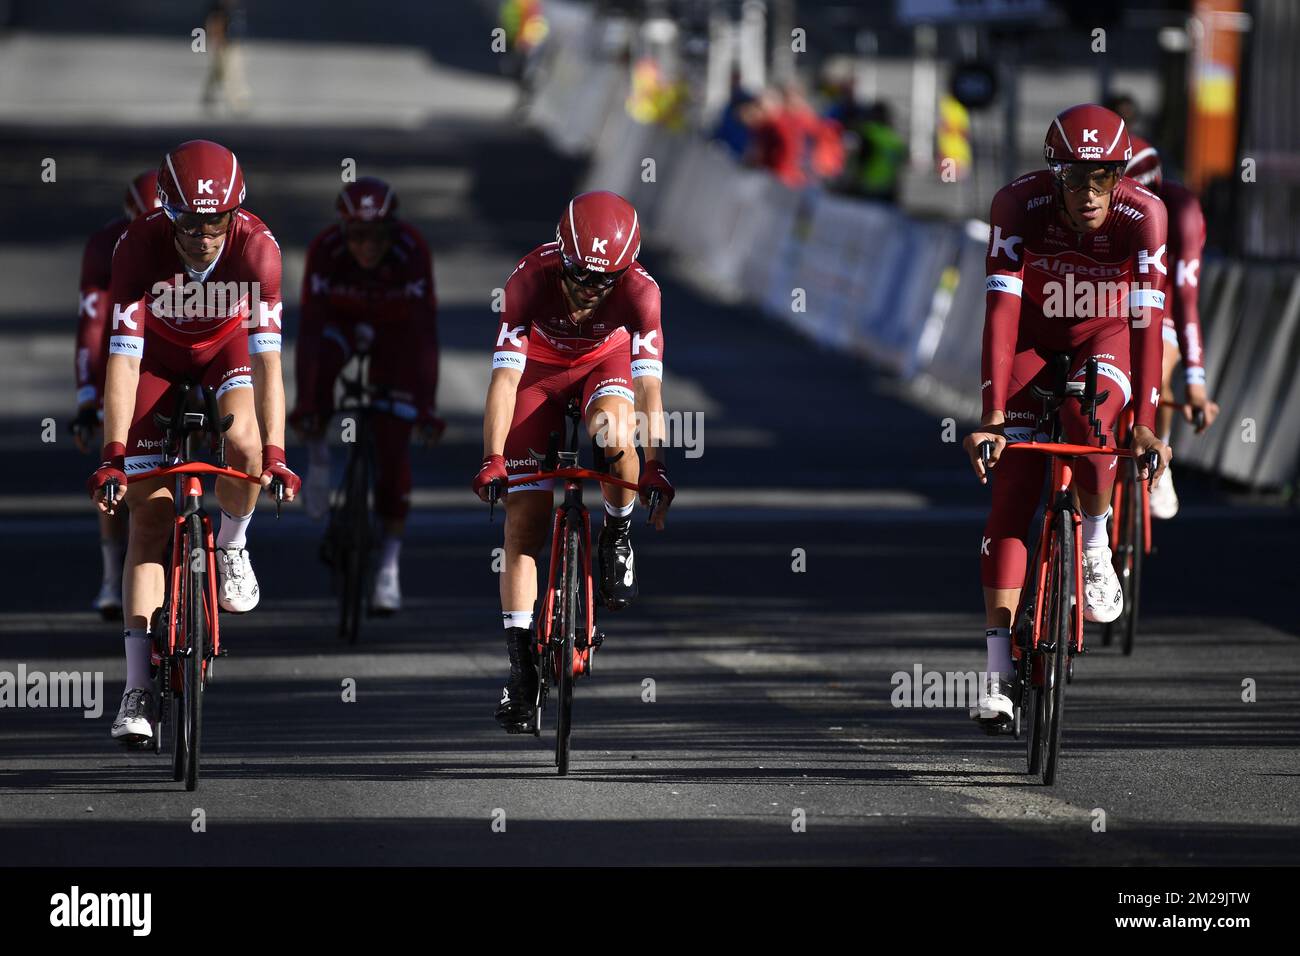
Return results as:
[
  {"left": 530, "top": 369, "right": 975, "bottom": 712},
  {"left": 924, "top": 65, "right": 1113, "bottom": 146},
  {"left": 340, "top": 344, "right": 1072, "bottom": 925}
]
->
[
  {"left": 101, "top": 462, "right": 282, "bottom": 517},
  {"left": 978, "top": 440, "right": 1161, "bottom": 487}
]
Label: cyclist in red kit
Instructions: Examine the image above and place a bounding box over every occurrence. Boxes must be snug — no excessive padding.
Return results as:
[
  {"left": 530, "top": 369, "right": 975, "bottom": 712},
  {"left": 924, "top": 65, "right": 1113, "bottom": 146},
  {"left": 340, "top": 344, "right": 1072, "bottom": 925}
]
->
[
  {"left": 1125, "top": 136, "right": 1220, "bottom": 518},
  {"left": 962, "top": 105, "right": 1172, "bottom": 728},
  {"left": 290, "top": 177, "right": 443, "bottom": 612},
  {"left": 86, "top": 140, "right": 300, "bottom": 745},
  {"left": 72, "top": 170, "right": 161, "bottom": 619},
  {"left": 472, "top": 191, "right": 675, "bottom": 732}
]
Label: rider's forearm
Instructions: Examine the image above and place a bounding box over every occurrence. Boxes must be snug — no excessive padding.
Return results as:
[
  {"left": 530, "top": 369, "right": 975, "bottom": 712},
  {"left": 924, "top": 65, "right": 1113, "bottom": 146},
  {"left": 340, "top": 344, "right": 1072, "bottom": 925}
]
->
[
  {"left": 482, "top": 369, "right": 520, "bottom": 457},
  {"left": 101, "top": 353, "right": 140, "bottom": 450},
  {"left": 251, "top": 351, "right": 286, "bottom": 449},
  {"left": 633, "top": 376, "right": 665, "bottom": 461}
]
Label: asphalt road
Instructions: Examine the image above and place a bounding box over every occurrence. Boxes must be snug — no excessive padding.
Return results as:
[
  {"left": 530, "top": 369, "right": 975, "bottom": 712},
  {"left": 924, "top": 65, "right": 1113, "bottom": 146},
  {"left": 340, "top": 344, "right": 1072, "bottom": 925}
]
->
[{"left": 1, "top": 25, "right": 1298, "bottom": 867}]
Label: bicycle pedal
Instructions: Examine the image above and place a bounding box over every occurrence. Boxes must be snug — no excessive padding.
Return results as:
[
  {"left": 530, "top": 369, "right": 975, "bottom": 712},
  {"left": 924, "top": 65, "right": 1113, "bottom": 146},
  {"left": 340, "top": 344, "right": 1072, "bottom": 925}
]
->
[{"left": 592, "top": 631, "right": 605, "bottom": 648}]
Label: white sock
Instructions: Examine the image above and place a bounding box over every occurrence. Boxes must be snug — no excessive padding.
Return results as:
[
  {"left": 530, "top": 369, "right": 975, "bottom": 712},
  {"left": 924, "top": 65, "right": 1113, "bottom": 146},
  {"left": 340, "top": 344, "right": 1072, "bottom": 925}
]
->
[
  {"left": 216, "top": 509, "right": 253, "bottom": 550},
  {"left": 101, "top": 539, "right": 123, "bottom": 586},
  {"left": 985, "top": 627, "right": 1013, "bottom": 678},
  {"left": 380, "top": 536, "right": 401, "bottom": 574},
  {"left": 124, "top": 628, "right": 151, "bottom": 691},
  {"left": 604, "top": 498, "right": 635, "bottom": 519},
  {"left": 1082, "top": 508, "right": 1110, "bottom": 551},
  {"left": 503, "top": 610, "right": 534, "bottom": 630}
]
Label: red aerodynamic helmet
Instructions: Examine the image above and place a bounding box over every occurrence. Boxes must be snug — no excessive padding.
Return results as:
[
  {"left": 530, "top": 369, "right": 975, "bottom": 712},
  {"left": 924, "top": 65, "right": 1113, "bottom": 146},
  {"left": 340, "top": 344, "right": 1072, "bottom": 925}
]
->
[
  {"left": 157, "top": 139, "right": 245, "bottom": 218},
  {"left": 556, "top": 190, "right": 640, "bottom": 274},
  {"left": 124, "top": 169, "right": 161, "bottom": 219},
  {"left": 1043, "top": 104, "right": 1132, "bottom": 165},
  {"left": 1125, "top": 135, "right": 1163, "bottom": 190},
  {"left": 337, "top": 177, "right": 399, "bottom": 222}
]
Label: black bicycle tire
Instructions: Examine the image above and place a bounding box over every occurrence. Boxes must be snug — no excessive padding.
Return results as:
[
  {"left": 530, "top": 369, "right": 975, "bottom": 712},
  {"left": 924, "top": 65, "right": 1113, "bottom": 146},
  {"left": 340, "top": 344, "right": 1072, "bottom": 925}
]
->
[
  {"left": 337, "top": 432, "right": 372, "bottom": 644},
  {"left": 183, "top": 513, "right": 207, "bottom": 791},
  {"left": 171, "top": 531, "right": 188, "bottom": 782},
  {"left": 555, "top": 520, "right": 580, "bottom": 775},
  {"left": 1122, "top": 472, "right": 1143, "bottom": 656},
  {"left": 1042, "top": 508, "right": 1073, "bottom": 785}
]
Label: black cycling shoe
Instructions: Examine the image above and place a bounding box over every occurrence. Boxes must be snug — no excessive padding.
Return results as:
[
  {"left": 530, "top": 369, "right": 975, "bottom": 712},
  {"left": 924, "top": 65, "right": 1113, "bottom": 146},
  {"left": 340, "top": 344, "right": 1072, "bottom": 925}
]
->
[
  {"left": 597, "top": 515, "right": 638, "bottom": 610},
  {"left": 495, "top": 627, "right": 539, "bottom": 733}
]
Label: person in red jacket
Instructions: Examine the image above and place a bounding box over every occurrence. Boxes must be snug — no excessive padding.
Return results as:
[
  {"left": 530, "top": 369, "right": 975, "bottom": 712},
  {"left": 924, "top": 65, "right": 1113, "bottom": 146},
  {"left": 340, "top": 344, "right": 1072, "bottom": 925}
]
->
[
  {"left": 87, "top": 140, "right": 300, "bottom": 745},
  {"left": 962, "top": 105, "right": 1171, "bottom": 729},
  {"left": 1125, "top": 136, "right": 1220, "bottom": 518},
  {"left": 472, "top": 191, "right": 674, "bottom": 733},
  {"left": 290, "top": 178, "right": 443, "bottom": 613},
  {"left": 72, "top": 171, "right": 161, "bottom": 618}
]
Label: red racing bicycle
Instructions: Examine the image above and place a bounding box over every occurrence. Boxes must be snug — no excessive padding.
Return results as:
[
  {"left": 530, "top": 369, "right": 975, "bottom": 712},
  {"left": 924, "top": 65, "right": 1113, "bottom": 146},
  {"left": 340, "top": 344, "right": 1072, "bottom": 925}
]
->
[
  {"left": 979, "top": 357, "right": 1158, "bottom": 784},
  {"left": 104, "top": 383, "right": 282, "bottom": 791},
  {"left": 487, "top": 398, "right": 659, "bottom": 775}
]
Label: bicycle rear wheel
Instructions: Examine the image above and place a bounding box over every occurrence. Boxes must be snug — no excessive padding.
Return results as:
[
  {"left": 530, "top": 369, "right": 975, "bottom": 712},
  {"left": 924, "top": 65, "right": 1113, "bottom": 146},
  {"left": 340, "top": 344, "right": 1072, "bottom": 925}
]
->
[
  {"left": 555, "top": 521, "right": 581, "bottom": 776},
  {"left": 1041, "top": 508, "right": 1074, "bottom": 786}
]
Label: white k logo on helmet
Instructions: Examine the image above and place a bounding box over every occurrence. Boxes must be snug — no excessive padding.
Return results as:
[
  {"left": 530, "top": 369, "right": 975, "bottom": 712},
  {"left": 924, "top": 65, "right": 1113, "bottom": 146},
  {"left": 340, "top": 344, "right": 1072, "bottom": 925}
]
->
[
  {"left": 591, "top": 237, "right": 608, "bottom": 254},
  {"left": 1082, "top": 128, "right": 1099, "bottom": 143},
  {"left": 197, "top": 179, "right": 214, "bottom": 195}
]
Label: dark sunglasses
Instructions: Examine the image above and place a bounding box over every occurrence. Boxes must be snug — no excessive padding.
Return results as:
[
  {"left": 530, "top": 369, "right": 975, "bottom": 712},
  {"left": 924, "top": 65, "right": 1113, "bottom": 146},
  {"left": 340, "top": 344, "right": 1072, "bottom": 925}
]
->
[
  {"left": 167, "top": 209, "right": 232, "bottom": 238},
  {"left": 562, "top": 256, "right": 625, "bottom": 290},
  {"left": 1050, "top": 162, "right": 1124, "bottom": 194},
  {"left": 344, "top": 221, "right": 395, "bottom": 244}
]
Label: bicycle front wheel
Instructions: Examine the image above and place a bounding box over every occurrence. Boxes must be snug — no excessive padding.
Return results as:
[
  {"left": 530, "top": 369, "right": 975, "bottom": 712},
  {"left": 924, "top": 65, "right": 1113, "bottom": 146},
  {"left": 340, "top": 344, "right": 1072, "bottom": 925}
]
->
[
  {"left": 555, "top": 520, "right": 582, "bottom": 776},
  {"left": 1121, "top": 472, "right": 1144, "bottom": 656},
  {"left": 1041, "top": 508, "right": 1074, "bottom": 786},
  {"left": 337, "top": 443, "right": 372, "bottom": 644},
  {"left": 179, "top": 513, "right": 208, "bottom": 791}
]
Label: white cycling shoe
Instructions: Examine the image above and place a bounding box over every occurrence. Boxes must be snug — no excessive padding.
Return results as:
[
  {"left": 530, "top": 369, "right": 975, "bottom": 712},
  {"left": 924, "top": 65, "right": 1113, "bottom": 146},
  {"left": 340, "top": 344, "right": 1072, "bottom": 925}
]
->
[
  {"left": 217, "top": 546, "right": 260, "bottom": 612},
  {"left": 303, "top": 463, "right": 331, "bottom": 521},
  {"left": 1083, "top": 546, "right": 1123, "bottom": 623},
  {"left": 93, "top": 579, "right": 122, "bottom": 619},
  {"left": 111, "top": 688, "right": 156, "bottom": 743},
  {"left": 1149, "top": 464, "right": 1179, "bottom": 520},
  {"left": 970, "top": 673, "right": 1015, "bottom": 726},
  {"left": 371, "top": 564, "right": 401, "bottom": 613}
]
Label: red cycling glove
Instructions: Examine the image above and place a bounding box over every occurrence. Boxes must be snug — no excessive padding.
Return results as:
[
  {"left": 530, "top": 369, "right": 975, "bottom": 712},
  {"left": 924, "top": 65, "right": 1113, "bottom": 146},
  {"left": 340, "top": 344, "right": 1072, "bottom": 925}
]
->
[
  {"left": 87, "top": 441, "right": 127, "bottom": 501},
  {"left": 473, "top": 454, "right": 507, "bottom": 501},
  {"left": 638, "top": 458, "right": 674, "bottom": 508},
  {"left": 260, "top": 444, "right": 301, "bottom": 498}
]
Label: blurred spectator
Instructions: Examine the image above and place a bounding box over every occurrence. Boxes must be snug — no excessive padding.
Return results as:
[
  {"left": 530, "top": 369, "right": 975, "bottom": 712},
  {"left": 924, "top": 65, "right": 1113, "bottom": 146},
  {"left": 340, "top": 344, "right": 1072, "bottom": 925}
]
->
[
  {"left": 712, "top": 71, "right": 756, "bottom": 159},
  {"left": 201, "top": 0, "right": 250, "bottom": 115},
  {"left": 845, "top": 101, "right": 906, "bottom": 203},
  {"left": 749, "top": 82, "right": 842, "bottom": 189},
  {"left": 625, "top": 56, "right": 689, "bottom": 130},
  {"left": 500, "top": 0, "right": 549, "bottom": 113}
]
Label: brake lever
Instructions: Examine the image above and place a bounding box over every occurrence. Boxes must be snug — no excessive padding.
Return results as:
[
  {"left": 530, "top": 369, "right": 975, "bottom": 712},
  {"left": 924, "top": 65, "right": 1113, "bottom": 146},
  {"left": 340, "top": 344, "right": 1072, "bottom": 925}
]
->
[
  {"left": 103, "top": 477, "right": 121, "bottom": 516},
  {"left": 1193, "top": 408, "right": 1207, "bottom": 431},
  {"left": 487, "top": 480, "right": 502, "bottom": 522},
  {"left": 1144, "top": 451, "right": 1161, "bottom": 489},
  {"left": 646, "top": 489, "right": 661, "bottom": 526},
  {"left": 273, "top": 477, "right": 284, "bottom": 518}
]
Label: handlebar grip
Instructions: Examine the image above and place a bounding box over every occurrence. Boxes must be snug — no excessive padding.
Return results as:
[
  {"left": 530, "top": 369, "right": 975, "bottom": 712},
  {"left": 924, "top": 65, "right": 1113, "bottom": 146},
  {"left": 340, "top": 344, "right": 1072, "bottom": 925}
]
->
[
  {"left": 104, "top": 477, "right": 121, "bottom": 513},
  {"left": 978, "top": 440, "right": 994, "bottom": 467},
  {"left": 1193, "top": 408, "right": 1206, "bottom": 430}
]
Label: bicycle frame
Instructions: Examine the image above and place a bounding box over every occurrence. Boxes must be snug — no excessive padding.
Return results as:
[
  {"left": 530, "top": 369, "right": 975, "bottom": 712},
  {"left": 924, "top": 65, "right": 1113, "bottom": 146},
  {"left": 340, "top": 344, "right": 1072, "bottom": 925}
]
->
[
  {"left": 130, "top": 461, "right": 261, "bottom": 669},
  {"left": 1004, "top": 443, "right": 1138, "bottom": 659},
  {"left": 506, "top": 465, "right": 638, "bottom": 676}
]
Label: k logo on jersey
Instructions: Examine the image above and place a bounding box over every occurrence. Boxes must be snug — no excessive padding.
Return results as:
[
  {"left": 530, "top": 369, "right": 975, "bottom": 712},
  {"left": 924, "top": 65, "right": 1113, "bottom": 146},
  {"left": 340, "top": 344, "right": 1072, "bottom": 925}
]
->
[{"left": 497, "top": 322, "right": 525, "bottom": 348}]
